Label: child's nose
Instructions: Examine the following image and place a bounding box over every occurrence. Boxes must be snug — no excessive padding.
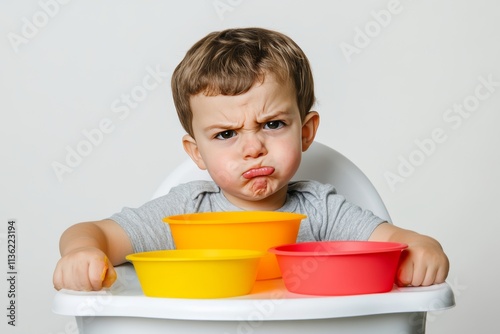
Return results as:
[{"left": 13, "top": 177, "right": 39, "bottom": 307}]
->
[{"left": 242, "top": 134, "right": 267, "bottom": 159}]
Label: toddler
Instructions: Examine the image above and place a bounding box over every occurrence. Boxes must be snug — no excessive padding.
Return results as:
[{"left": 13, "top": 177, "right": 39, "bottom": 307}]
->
[{"left": 53, "top": 27, "right": 449, "bottom": 291}]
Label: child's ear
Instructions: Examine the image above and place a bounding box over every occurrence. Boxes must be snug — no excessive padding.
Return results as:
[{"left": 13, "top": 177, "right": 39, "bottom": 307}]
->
[
  {"left": 301, "top": 111, "right": 320, "bottom": 151},
  {"left": 182, "top": 134, "right": 207, "bottom": 170}
]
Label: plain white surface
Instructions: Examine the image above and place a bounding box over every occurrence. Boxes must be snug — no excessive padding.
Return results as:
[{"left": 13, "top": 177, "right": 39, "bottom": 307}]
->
[{"left": 1, "top": 1, "right": 499, "bottom": 333}]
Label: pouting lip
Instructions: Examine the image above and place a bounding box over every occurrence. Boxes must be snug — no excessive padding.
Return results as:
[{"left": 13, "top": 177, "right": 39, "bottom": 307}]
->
[{"left": 242, "top": 166, "right": 275, "bottom": 179}]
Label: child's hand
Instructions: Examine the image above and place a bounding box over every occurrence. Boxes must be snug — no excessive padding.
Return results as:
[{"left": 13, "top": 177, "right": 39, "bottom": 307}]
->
[
  {"left": 395, "top": 239, "right": 449, "bottom": 287},
  {"left": 370, "top": 222, "right": 449, "bottom": 287},
  {"left": 53, "top": 246, "right": 117, "bottom": 291}
]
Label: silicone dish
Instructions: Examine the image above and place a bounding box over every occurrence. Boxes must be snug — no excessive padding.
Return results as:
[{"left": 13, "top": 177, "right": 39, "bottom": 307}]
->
[
  {"left": 126, "top": 249, "right": 265, "bottom": 298},
  {"left": 269, "top": 241, "right": 408, "bottom": 296},
  {"left": 163, "top": 211, "right": 306, "bottom": 280}
]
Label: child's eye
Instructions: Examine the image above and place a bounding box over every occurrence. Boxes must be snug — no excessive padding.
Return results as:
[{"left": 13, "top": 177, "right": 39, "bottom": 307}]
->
[
  {"left": 215, "top": 130, "right": 236, "bottom": 140},
  {"left": 264, "top": 120, "right": 285, "bottom": 130}
]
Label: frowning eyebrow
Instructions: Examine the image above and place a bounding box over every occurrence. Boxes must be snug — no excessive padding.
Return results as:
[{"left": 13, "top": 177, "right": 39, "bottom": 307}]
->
[
  {"left": 256, "top": 109, "right": 294, "bottom": 123},
  {"left": 203, "top": 109, "right": 294, "bottom": 133},
  {"left": 204, "top": 121, "right": 240, "bottom": 133}
]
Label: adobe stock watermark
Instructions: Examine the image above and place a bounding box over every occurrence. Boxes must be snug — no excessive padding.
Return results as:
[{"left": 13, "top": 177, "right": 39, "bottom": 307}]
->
[
  {"left": 7, "top": 0, "right": 72, "bottom": 54},
  {"left": 223, "top": 289, "right": 285, "bottom": 334},
  {"left": 213, "top": 0, "right": 244, "bottom": 20},
  {"left": 405, "top": 275, "right": 467, "bottom": 333},
  {"left": 339, "top": 0, "right": 403, "bottom": 64},
  {"left": 51, "top": 64, "right": 169, "bottom": 182},
  {"left": 424, "top": 276, "right": 467, "bottom": 326},
  {"left": 384, "top": 74, "right": 499, "bottom": 192},
  {"left": 47, "top": 266, "right": 137, "bottom": 334}
]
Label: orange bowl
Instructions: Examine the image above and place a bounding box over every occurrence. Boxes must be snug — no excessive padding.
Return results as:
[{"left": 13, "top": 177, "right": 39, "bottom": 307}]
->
[
  {"left": 269, "top": 241, "right": 407, "bottom": 295},
  {"left": 163, "top": 211, "right": 306, "bottom": 280}
]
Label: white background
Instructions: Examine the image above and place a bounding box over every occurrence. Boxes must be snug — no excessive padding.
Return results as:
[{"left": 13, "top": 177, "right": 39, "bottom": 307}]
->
[{"left": 1, "top": 0, "right": 499, "bottom": 333}]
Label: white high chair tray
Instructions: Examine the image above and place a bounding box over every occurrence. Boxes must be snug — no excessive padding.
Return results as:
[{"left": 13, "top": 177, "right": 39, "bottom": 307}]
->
[{"left": 53, "top": 264, "right": 455, "bottom": 334}]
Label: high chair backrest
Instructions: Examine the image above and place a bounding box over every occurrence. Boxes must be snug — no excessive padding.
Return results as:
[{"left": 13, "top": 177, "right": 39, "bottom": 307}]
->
[{"left": 152, "top": 141, "right": 391, "bottom": 222}]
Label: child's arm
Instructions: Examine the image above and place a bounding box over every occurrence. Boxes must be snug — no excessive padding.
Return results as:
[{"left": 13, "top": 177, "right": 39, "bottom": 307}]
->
[
  {"left": 53, "top": 219, "right": 132, "bottom": 291},
  {"left": 369, "top": 222, "right": 449, "bottom": 287}
]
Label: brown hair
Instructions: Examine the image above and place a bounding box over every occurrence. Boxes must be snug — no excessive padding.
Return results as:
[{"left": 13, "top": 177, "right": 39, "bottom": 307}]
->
[{"left": 171, "top": 27, "right": 315, "bottom": 137}]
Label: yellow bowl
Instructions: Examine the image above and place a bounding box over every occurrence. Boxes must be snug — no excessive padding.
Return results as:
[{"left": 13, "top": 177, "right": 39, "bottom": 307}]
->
[
  {"left": 126, "top": 249, "right": 265, "bottom": 298},
  {"left": 163, "top": 211, "right": 306, "bottom": 280}
]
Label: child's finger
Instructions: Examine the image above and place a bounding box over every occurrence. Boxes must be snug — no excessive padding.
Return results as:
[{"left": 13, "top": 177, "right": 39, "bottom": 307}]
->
[
  {"left": 395, "top": 250, "right": 414, "bottom": 286},
  {"left": 435, "top": 265, "right": 448, "bottom": 284},
  {"left": 421, "top": 268, "right": 438, "bottom": 286},
  {"left": 409, "top": 261, "right": 429, "bottom": 286},
  {"left": 53, "top": 262, "right": 63, "bottom": 290}
]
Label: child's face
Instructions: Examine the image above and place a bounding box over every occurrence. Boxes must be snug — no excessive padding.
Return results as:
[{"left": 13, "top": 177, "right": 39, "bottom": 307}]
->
[{"left": 183, "top": 74, "right": 319, "bottom": 210}]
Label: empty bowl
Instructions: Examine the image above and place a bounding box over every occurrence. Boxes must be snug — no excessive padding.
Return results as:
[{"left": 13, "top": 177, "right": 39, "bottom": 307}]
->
[
  {"left": 269, "top": 241, "right": 407, "bottom": 296},
  {"left": 163, "top": 211, "right": 306, "bottom": 280},
  {"left": 126, "top": 249, "right": 265, "bottom": 298}
]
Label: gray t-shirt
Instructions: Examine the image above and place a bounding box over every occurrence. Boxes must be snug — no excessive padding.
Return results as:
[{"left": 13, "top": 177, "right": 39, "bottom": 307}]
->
[{"left": 110, "top": 180, "right": 385, "bottom": 253}]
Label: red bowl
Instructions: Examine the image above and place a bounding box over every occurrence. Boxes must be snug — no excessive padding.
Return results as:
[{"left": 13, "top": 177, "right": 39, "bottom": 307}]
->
[{"left": 269, "top": 241, "right": 407, "bottom": 296}]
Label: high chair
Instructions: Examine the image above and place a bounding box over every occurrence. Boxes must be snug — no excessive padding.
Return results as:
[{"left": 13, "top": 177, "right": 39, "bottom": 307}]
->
[{"left": 52, "top": 141, "right": 455, "bottom": 333}]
